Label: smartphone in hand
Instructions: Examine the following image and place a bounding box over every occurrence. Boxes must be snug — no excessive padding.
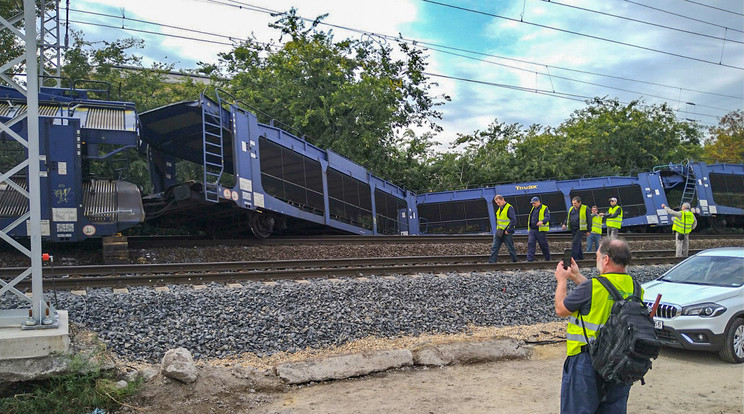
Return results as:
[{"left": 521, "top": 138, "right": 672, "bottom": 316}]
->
[{"left": 563, "top": 249, "right": 572, "bottom": 270}]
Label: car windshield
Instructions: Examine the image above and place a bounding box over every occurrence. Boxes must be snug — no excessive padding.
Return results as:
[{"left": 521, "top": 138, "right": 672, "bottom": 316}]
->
[{"left": 660, "top": 255, "right": 744, "bottom": 287}]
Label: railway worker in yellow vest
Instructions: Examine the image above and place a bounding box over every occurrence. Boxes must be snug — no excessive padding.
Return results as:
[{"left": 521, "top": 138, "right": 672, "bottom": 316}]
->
[
  {"left": 562, "top": 196, "right": 591, "bottom": 261},
  {"left": 488, "top": 194, "right": 518, "bottom": 263},
  {"left": 554, "top": 237, "right": 640, "bottom": 413},
  {"left": 586, "top": 205, "right": 602, "bottom": 253},
  {"left": 527, "top": 196, "right": 551, "bottom": 261},
  {"left": 662, "top": 202, "right": 697, "bottom": 257},
  {"left": 604, "top": 197, "right": 623, "bottom": 237}
]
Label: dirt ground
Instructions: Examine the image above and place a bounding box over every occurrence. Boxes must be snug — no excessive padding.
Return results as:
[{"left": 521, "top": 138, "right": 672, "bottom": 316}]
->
[
  {"left": 246, "top": 344, "right": 743, "bottom": 414},
  {"left": 120, "top": 335, "right": 743, "bottom": 413}
]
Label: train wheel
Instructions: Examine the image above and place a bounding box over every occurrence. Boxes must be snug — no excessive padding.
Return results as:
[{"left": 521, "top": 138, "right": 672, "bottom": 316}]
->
[
  {"left": 708, "top": 216, "right": 727, "bottom": 233},
  {"left": 250, "top": 213, "right": 275, "bottom": 239}
]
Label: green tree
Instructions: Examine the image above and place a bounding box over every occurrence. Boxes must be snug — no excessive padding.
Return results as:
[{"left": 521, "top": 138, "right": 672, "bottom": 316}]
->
[
  {"left": 556, "top": 98, "right": 703, "bottom": 176},
  {"left": 703, "top": 110, "right": 744, "bottom": 164},
  {"left": 212, "top": 8, "right": 447, "bottom": 181}
]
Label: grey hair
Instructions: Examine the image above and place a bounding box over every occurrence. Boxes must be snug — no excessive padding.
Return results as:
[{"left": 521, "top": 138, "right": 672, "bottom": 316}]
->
[{"left": 682, "top": 202, "right": 691, "bottom": 210}]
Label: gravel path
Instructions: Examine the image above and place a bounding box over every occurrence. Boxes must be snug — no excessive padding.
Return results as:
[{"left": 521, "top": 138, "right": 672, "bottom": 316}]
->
[{"left": 1, "top": 265, "right": 671, "bottom": 363}]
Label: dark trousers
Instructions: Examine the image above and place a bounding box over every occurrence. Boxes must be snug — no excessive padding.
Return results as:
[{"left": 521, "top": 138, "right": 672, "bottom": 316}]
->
[
  {"left": 488, "top": 232, "right": 517, "bottom": 263},
  {"left": 527, "top": 229, "right": 550, "bottom": 261},
  {"left": 561, "top": 352, "right": 631, "bottom": 414},
  {"left": 571, "top": 229, "right": 585, "bottom": 260}
]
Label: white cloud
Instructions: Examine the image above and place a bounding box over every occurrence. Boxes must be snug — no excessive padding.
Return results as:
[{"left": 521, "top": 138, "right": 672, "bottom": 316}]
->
[{"left": 70, "top": 0, "right": 743, "bottom": 147}]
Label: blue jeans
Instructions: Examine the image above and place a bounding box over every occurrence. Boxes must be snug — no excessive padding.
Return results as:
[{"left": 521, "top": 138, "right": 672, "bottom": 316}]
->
[
  {"left": 488, "top": 232, "right": 517, "bottom": 263},
  {"left": 561, "top": 352, "right": 631, "bottom": 414},
  {"left": 527, "top": 229, "right": 550, "bottom": 261},
  {"left": 571, "top": 229, "right": 585, "bottom": 260},
  {"left": 587, "top": 233, "right": 601, "bottom": 252}
]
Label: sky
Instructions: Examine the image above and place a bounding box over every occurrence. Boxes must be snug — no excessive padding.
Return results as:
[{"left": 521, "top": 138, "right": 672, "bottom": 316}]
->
[{"left": 64, "top": 0, "right": 744, "bottom": 149}]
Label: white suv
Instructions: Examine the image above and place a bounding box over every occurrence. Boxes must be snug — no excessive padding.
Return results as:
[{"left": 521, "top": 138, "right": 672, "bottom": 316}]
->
[{"left": 641, "top": 247, "right": 744, "bottom": 363}]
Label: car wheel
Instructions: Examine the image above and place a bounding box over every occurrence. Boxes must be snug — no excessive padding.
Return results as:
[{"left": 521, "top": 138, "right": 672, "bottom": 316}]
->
[{"left": 719, "top": 318, "right": 744, "bottom": 364}]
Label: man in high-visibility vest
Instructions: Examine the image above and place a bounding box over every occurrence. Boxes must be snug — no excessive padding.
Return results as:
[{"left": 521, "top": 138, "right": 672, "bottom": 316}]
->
[
  {"left": 488, "top": 194, "right": 518, "bottom": 263},
  {"left": 562, "top": 196, "right": 591, "bottom": 261},
  {"left": 586, "top": 205, "right": 602, "bottom": 253},
  {"left": 554, "top": 237, "right": 640, "bottom": 413},
  {"left": 662, "top": 202, "right": 697, "bottom": 257},
  {"left": 604, "top": 197, "right": 623, "bottom": 237},
  {"left": 527, "top": 196, "right": 551, "bottom": 261}
]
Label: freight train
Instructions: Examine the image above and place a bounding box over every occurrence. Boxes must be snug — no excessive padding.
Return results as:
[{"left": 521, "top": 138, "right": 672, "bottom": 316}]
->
[
  {"left": 1, "top": 84, "right": 742, "bottom": 245},
  {"left": 0, "top": 84, "right": 145, "bottom": 243}
]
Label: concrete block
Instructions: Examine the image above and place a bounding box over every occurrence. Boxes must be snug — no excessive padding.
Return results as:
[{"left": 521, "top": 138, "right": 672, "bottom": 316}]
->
[
  {"left": 0, "top": 310, "right": 71, "bottom": 383},
  {"left": 113, "top": 288, "right": 129, "bottom": 294},
  {"left": 227, "top": 283, "right": 243, "bottom": 289},
  {"left": 0, "top": 310, "right": 70, "bottom": 360},
  {"left": 275, "top": 349, "right": 413, "bottom": 384},
  {"left": 295, "top": 280, "right": 310, "bottom": 284},
  {"left": 70, "top": 290, "right": 87, "bottom": 296},
  {"left": 154, "top": 286, "right": 170, "bottom": 293},
  {"left": 412, "top": 337, "right": 531, "bottom": 366},
  {"left": 192, "top": 284, "right": 208, "bottom": 290}
]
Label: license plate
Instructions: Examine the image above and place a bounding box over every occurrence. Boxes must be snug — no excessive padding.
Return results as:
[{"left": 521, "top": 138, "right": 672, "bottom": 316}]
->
[{"left": 654, "top": 319, "right": 663, "bottom": 330}]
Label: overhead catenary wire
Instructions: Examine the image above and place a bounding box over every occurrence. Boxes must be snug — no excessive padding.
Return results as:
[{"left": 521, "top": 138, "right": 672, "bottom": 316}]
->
[
  {"left": 623, "top": 0, "right": 744, "bottom": 35},
  {"left": 541, "top": 0, "right": 744, "bottom": 45},
  {"left": 60, "top": 4, "right": 736, "bottom": 127},
  {"left": 422, "top": 43, "right": 731, "bottom": 119},
  {"left": 197, "top": 0, "right": 743, "bottom": 102},
  {"left": 681, "top": 0, "right": 744, "bottom": 17},
  {"left": 419, "top": 0, "right": 744, "bottom": 71}
]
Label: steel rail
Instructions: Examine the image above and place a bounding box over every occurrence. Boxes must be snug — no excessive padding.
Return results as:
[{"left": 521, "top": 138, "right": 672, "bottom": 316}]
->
[
  {"left": 127, "top": 233, "right": 743, "bottom": 248},
  {"left": 0, "top": 250, "right": 695, "bottom": 278},
  {"left": 7, "top": 255, "right": 685, "bottom": 290}
]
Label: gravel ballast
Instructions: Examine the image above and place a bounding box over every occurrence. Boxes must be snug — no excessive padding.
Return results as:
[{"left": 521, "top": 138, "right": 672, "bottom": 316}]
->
[{"left": 1, "top": 266, "right": 671, "bottom": 363}]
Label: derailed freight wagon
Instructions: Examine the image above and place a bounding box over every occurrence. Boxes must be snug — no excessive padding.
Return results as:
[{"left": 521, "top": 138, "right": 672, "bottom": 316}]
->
[
  {"left": 139, "top": 90, "right": 417, "bottom": 238},
  {"left": 0, "top": 84, "right": 145, "bottom": 242},
  {"left": 414, "top": 161, "right": 744, "bottom": 235}
]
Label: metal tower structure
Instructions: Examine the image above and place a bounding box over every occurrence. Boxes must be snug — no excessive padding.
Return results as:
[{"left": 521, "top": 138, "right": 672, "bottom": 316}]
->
[
  {"left": 39, "top": 0, "right": 62, "bottom": 87},
  {"left": 0, "top": 0, "right": 56, "bottom": 328}
]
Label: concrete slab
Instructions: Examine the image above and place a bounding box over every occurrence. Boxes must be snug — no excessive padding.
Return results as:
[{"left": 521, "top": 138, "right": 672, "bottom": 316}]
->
[
  {"left": 412, "top": 337, "right": 530, "bottom": 366},
  {"left": 113, "top": 288, "right": 129, "bottom": 294},
  {"left": 0, "top": 310, "right": 70, "bottom": 361},
  {"left": 154, "top": 286, "right": 170, "bottom": 293},
  {"left": 227, "top": 283, "right": 243, "bottom": 289},
  {"left": 192, "top": 284, "right": 208, "bottom": 290},
  {"left": 275, "top": 349, "right": 413, "bottom": 384},
  {"left": 70, "top": 290, "right": 87, "bottom": 296}
]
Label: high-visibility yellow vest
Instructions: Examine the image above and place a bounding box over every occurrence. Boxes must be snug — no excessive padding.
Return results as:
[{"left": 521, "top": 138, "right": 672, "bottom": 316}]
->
[
  {"left": 568, "top": 204, "right": 588, "bottom": 231},
  {"left": 672, "top": 210, "right": 695, "bottom": 234},
  {"left": 528, "top": 204, "right": 549, "bottom": 232},
  {"left": 496, "top": 203, "right": 513, "bottom": 231},
  {"left": 606, "top": 205, "right": 623, "bottom": 229},
  {"left": 591, "top": 214, "right": 603, "bottom": 234},
  {"left": 565, "top": 273, "right": 642, "bottom": 356}
]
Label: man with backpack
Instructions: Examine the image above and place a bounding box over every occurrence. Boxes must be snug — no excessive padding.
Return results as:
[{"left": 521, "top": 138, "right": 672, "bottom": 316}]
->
[{"left": 553, "top": 237, "right": 658, "bottom": 413}]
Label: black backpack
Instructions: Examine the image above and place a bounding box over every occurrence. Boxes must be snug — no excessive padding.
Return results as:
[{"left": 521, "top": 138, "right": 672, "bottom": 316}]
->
[{"left": 580, "top": 277, "right": 661, "bottom": 385}]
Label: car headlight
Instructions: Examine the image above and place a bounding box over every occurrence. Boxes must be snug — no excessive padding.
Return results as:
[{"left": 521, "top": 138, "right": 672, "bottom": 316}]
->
[{"left": 680, "top": 302, "right": 726, "bottom": 317}]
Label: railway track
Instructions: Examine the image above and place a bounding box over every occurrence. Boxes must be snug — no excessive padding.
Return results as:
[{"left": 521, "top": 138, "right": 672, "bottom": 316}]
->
[
  {"left": 126, "top": 233, "right": 743, "bottom": 248},
  {"left": 4, "top": 250, "right": 689, "bottom": 290}
]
